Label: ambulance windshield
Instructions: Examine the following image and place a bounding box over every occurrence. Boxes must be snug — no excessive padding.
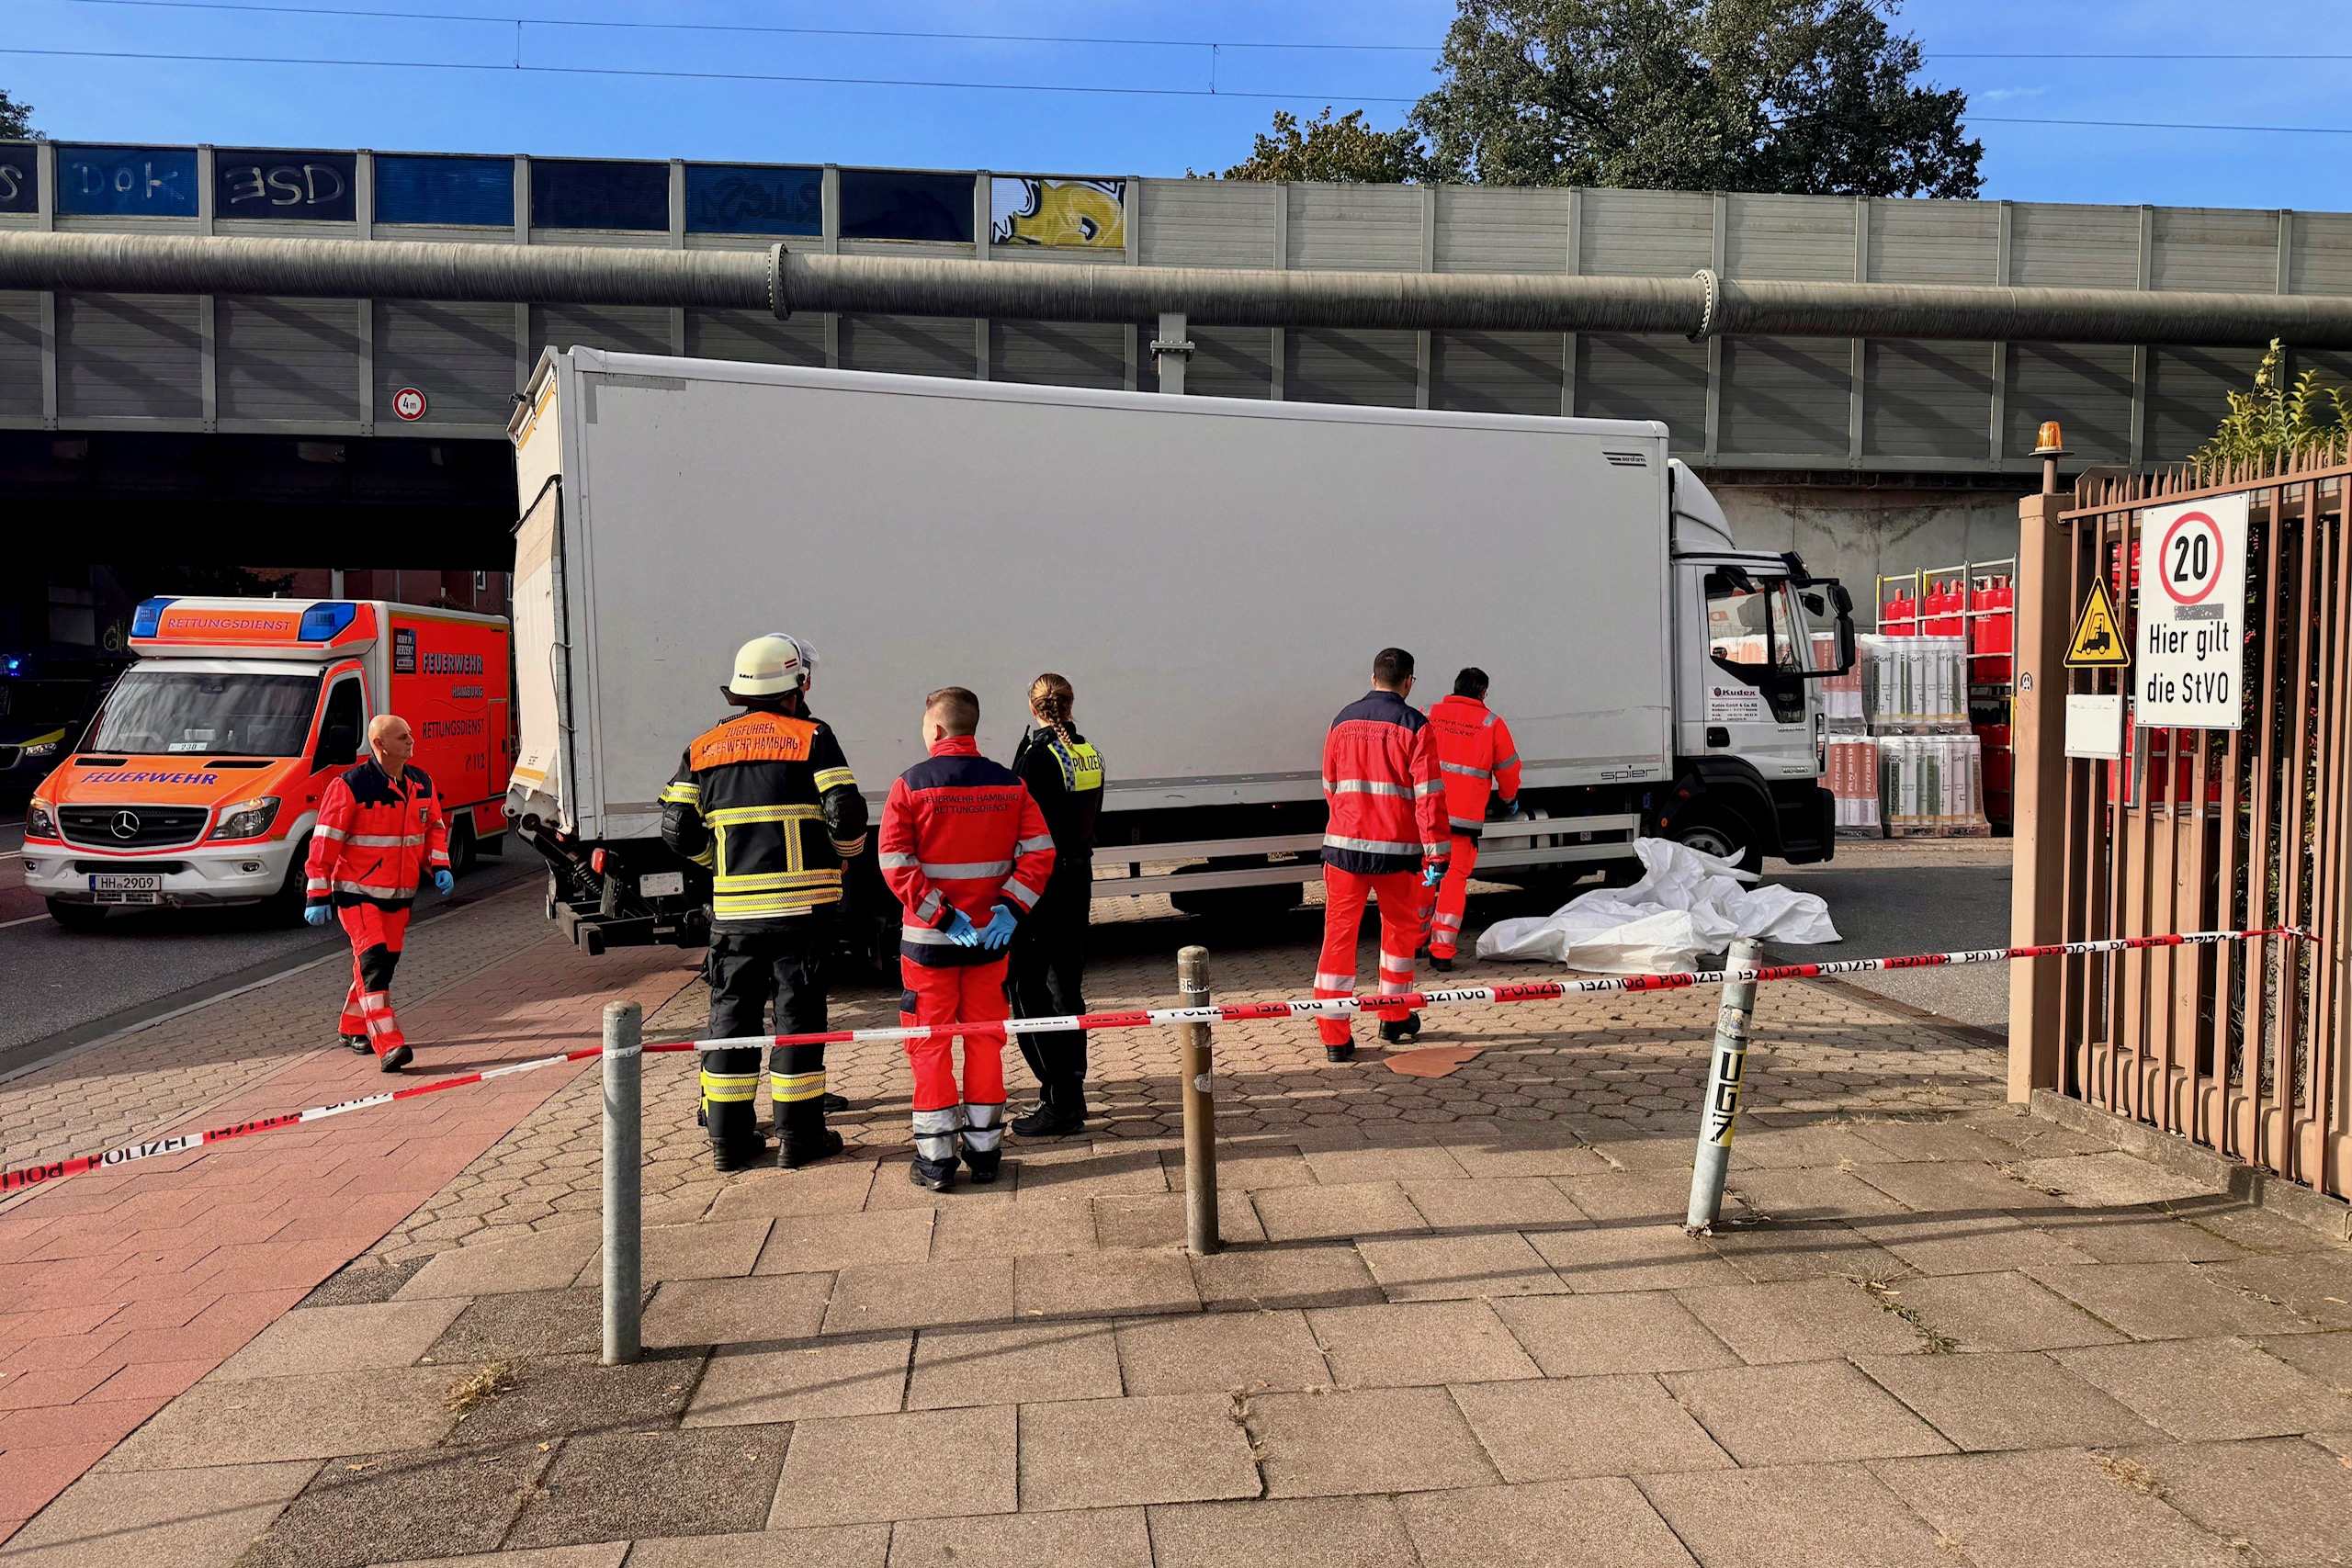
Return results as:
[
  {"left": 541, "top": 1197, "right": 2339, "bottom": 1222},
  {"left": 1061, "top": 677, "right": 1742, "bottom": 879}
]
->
[{"left": 88, "top": 671, "right": 324, "bottom": 758}]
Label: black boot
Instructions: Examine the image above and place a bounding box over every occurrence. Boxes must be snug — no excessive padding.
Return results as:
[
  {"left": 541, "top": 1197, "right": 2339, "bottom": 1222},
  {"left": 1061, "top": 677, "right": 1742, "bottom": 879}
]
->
[
  {"left": 909, "top": 1153, "right": 957, "bottom": 1191},
  {"left": 1378, "top": 1013, "right": 1423, "bottom": 1044},
  {"left": 821, "top": 1092, "right": 849, "bottom": 1113},
  {"left": 1429, "top": 954, "right": 1455, "bottom": 973},
  {"left": 340, "top": 1032, "right": 370, "bottom": 1054},
  {"left": 707, "top": 1100, "right": 770, "bottom": 1174},
  {"left": 778, "top": 1098, "right": 844, "bottom": 1169},
  {"left": 379, "top": 1043, "right": 413, "bottom": 1073},
  {"left": 1325, "top": 1042, "right": 1356, "bottom": 1064}
]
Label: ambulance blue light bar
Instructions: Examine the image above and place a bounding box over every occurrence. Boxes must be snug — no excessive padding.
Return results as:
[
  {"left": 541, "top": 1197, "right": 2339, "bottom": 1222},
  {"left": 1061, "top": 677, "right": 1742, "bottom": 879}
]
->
[
  {"left": 299, "top": 602, "right": 358, "bottom": 641},
  {"left": 130, "top": 598, "right": 175, "bottom": 637}
]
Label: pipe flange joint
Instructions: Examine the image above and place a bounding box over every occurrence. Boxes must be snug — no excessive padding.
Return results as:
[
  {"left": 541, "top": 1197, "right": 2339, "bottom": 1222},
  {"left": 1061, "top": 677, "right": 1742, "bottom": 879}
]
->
[
  {"left": 768, "top": 244, "right": 790, "bottom": 320},
  {"left": 1689, "top": 267, "right": 1720, "bottom": 343}
]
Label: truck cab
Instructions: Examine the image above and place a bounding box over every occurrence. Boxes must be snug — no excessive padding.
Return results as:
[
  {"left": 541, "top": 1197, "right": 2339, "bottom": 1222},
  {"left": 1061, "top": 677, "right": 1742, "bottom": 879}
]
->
[
  {"left": 22, "top": 597, "right": 512, "bottom": 928},
  {"left": 1653, "top": 462, "right": 1853, "bottom": 872}
]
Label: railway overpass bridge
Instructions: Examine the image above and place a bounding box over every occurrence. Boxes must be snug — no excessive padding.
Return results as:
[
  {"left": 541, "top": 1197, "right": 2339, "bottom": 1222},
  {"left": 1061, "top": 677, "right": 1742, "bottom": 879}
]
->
[{"left": 2, "top": 138, "right": 2346, "bottom": 657}]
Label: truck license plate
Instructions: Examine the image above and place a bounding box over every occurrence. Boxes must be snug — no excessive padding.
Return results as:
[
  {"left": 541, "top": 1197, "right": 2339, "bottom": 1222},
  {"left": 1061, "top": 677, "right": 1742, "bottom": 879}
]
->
[
  {"left": 90, "top": 873, "right": 162, "bottom": 904},
  {"left": 639, "top": 872, "right": 684, "bottom": 897}
]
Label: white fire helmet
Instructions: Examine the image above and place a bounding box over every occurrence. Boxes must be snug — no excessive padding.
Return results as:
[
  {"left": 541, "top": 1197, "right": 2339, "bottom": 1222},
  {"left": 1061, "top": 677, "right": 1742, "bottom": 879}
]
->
[{"left": 728, "top": 633, "right": 816, "bottom": 697}]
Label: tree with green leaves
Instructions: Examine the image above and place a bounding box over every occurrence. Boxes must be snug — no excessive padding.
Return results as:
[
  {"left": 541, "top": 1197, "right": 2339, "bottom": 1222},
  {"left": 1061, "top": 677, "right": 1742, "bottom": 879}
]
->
[
  {"left": 1411, "top": 0, "right": 1980, "bottom": 196},
  {"left": 2193, "top": 341, "right": 2352, "bottom": 475},
  {"left": 1217, "top": 0, "right": 1982, "bottom": 196},
  {"left": 1212, "top": 107, "right": 1429, "bottom": 183},
  {"left": 0, "top": 87, "right": 37, "bottom": 141}
]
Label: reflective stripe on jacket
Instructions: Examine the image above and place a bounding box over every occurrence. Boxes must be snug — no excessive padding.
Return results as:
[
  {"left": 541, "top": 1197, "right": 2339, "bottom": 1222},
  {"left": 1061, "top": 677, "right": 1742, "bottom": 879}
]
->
[
  {"left": 879, "top": 735, "right": 1056, "bottom": 967},
  {"left": 659, "top": 707, "right": 867, "bottom": 931},
  {"left": 1320, "top": 689, "right": 1448, "bottom": 876},
  {"left": 1426, "top": 694, "right": 1523, "bottom": 840},
  {"left": 306, "top": 759, "right": 450, "bottom": 911}
]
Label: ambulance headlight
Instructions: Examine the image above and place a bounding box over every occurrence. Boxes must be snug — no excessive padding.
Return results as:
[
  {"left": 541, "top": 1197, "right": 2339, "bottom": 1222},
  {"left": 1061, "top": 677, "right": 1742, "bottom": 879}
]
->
[
  {"left": 27, "top": 798, "right": 56, "bottom": 839},
  {"left": 209, "top": 795, "right": 281, "bottom": 840}
]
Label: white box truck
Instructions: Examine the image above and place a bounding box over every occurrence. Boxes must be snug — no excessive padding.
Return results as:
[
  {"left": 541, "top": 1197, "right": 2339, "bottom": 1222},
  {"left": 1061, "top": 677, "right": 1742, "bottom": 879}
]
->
[{"left": 503, "top": 349, "right": 1852, "bottom": 958}]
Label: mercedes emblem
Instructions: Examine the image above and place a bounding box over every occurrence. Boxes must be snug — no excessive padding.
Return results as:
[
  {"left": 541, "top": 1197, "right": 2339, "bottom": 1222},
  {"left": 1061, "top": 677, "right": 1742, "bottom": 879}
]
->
[{"left": 110, "top": 809, "right": 141, "bottom": 840}]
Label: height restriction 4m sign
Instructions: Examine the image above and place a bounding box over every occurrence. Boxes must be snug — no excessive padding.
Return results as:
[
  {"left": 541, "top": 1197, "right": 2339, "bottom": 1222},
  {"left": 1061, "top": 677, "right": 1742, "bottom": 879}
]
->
[{"left": 2135, "top": 491, "right": 2249, "bottom": 730}]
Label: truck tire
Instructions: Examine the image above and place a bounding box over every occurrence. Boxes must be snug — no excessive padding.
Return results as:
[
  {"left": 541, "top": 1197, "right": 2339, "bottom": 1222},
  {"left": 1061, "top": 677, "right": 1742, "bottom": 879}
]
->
[
  {"left": 1668, "top": 813, "right": 1763, "bottom": 876},
  {"left": 261, "top": 835, "right": 314, "bottom": 926},
  {"left": 447, "top": 818, "right": 478, "bottom": 876},
  {"left": 46, "top": 897, "right": 107, "bottom": 932}
]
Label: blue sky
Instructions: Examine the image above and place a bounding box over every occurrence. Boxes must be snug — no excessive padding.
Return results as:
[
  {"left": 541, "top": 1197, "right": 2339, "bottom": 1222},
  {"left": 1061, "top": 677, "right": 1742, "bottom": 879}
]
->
[{"left": 5, "top": 0, "right": 2347, "bottom": 210}]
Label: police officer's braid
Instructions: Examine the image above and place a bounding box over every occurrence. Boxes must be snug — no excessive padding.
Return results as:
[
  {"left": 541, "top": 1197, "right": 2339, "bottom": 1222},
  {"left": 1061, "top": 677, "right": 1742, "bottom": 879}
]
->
[{"left": 1029, "top": 672, "right": 1077, "bottom": 745}]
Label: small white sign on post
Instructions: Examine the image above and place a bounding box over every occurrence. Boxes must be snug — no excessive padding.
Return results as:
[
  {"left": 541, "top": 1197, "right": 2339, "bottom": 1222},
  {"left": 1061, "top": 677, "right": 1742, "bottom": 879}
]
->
[
  {"left": 2064, "top": 693, "right": 2125, "bottom": 760},
  {"left": 2135, "top": 491, "right": 2248, "bottom": 729}
]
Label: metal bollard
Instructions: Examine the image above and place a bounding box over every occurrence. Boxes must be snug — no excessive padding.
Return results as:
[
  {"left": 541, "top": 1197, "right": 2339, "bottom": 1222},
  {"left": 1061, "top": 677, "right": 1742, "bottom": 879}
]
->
[
  {"left": 1684, "top": 937, "right": 1763, "bottom": 1235},
  {"left": 601, "top": 999, "right": 643, "bottom": 1366},
  {"left": 1178, "top": 945, "right": 1221, "bottom": 1256}
]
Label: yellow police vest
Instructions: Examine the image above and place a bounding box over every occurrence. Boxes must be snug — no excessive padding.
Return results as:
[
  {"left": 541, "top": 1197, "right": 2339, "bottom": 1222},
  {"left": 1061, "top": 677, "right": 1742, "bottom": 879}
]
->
[{"left": 1046, "top": 736, "right": 1103, "bottom": 795}]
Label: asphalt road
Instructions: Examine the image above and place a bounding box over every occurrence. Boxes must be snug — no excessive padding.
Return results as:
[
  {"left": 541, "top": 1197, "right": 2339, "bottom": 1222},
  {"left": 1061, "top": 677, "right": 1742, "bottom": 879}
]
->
[
  {"left": 1764, "top": 840, "right": 2014, "bottom": 1033},
  {"left": 0, "top": 820, "right": 537, "bottom": 1079}
]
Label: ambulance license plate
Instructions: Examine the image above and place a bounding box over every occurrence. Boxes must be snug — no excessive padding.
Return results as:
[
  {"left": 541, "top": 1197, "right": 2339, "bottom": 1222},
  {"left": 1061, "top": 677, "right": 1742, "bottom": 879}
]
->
[
  {"left": 639, "top": 872, "right": 684, "bottom": 897},
  {"left": 90, "top": 873, "right": 162, "bottom": 904}
]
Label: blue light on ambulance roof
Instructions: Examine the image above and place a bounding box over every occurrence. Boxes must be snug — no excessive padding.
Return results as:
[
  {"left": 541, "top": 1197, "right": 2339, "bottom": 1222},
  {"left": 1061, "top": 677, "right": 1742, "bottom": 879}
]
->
[
  {"left": 299, "top": 602, "right": 358, "bottom": 641},
  {"left": 130, "top": 598, "right": 175, "bottom": 637}
]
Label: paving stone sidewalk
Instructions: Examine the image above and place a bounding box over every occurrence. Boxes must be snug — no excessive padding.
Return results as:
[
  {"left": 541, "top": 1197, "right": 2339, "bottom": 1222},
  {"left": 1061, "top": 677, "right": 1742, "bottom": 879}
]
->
[
  {"left": 0, "top": 882, "right": 701, "bottom": 1541},
  {"left": 9, "top": 902, "right": 2351, "bottom": 1567}
]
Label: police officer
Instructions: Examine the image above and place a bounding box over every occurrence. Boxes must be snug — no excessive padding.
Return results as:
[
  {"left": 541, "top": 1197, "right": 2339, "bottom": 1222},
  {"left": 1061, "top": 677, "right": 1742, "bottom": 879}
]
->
[
  {"left": 662, "top": 635, "right": 867, "bottom": 1172},
  {"left": 1008, "top": 673, "right": 1104, "bottom": 1137}
]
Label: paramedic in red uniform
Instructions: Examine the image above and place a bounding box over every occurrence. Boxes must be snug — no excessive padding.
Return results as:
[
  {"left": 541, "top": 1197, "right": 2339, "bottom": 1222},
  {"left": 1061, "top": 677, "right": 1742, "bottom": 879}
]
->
[
  {"left": 878, "top": 687, "right": 1056, "bottom": 1192},
  {"left": 1422, "top": 667, "right": 1523, "bottom": 970},
  {"left": 1315, "top": 648, "right": 1449, "bottom": 1062},
  {"left": 304, "top": 713, "right": 452, "bottom": 1073}
]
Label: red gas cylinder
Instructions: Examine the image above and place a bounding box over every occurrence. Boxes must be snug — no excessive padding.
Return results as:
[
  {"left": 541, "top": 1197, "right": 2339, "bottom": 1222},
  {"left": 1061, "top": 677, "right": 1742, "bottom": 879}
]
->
[
  {"left": 1925, "top": 578, "right": 1965, "bottom": 638},
  {"left": 1883, "top": 590, "right": 1917, "bottom": 636}
]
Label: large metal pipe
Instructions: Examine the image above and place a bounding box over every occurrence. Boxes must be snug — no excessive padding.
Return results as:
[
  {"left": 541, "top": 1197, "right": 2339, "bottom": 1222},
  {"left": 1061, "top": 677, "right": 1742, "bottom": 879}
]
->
[{"left": 6, "top": 228, "right": 2352, "bottom": 348}]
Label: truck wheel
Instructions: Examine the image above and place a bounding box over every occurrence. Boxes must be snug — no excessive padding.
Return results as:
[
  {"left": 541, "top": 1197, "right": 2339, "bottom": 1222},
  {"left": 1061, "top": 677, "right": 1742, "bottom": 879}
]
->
[
  {"left": 46, "top": 897, "right": 107, "bottom": 932},
  {"left": 262, "top": 835, "right": 314, "bottom": 926},
  {"left": 447, "top": 818, "right": 478, "bottom": 876},
  {"left": 1670, "top": 815, "right": 1763, "bottom": 876}
]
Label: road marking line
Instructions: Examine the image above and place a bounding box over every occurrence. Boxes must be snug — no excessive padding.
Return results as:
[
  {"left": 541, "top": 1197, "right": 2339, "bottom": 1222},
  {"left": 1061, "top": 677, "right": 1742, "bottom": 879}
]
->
[{"left": 0, "top": 913, "right": 48, "bottom": 930}]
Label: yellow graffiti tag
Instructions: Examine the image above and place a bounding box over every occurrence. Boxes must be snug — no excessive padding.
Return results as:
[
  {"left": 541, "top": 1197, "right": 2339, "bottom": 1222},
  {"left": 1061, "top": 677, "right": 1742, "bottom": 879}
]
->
[{"left": 1001, "top": 179, "right": 1125, "bottom": 250}]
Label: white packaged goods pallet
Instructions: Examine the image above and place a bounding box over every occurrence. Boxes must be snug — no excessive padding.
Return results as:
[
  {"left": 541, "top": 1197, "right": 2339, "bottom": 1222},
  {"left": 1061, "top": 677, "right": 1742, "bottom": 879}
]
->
[
  {"left": 1876, "top": 733, "right": 1989, "bottom": 836},
  {"left": 1859, "top": 635, "right": 1969, "bottom": 732},
  {"left": 1813, "top": 632, "right": 1865, "bottom": 731},
  {"left": 1827, "top": 736, "right": 1883, "bottom": 832}
]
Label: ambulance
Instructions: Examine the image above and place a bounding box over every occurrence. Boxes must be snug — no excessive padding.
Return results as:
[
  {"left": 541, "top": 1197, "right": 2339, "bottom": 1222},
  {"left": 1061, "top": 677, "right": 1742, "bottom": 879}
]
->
[{"left": 22, "top": 598, "right": 512, "bottom": 929}]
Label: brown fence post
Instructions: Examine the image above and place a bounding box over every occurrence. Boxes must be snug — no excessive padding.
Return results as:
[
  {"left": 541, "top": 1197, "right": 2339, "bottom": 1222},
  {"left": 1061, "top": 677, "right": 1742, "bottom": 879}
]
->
[{"left": 2008, "top": 433, "right": 2072, "bottom": 1100}]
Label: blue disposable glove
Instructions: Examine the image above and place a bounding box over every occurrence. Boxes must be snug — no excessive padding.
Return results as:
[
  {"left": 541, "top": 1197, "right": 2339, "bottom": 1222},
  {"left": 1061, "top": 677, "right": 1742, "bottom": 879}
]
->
[
  {"left": 1422, "top": 861, "right": 1448, "bottom": 890},
  {"left": 434, "top": 868, "right": 455, "bottom": 895},
  {"left": 975, "top": 904, "right": 1016, "bottom": 950},
  {"left": 944, "top": 909, "right": 979, "bottom": 947},
  {"left": 304, "top": 904, "right": 332, "bottom": 926}
]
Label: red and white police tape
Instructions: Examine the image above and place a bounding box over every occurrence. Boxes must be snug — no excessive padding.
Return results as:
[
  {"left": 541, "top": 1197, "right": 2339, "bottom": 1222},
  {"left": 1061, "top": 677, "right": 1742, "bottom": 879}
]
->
[{"left": 0, "top": 925, "right": 2305, "bottom": 1195}]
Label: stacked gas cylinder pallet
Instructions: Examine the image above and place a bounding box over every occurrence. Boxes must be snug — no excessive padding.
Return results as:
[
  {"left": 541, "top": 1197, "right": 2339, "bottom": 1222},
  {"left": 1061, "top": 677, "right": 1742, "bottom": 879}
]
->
[{"left": 1819, "top": 561, "right": 2012, "bottom": 839}]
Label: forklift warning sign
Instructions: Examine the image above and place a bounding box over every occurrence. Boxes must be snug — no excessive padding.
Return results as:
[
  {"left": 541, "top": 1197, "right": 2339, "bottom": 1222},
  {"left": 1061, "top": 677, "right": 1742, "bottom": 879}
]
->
[
  {"left": 2064, "top": 576, "right": 2129, "bottom": 668},
  {"left": 2135, "top": 492, "right": 2248, "bottom": 729}
]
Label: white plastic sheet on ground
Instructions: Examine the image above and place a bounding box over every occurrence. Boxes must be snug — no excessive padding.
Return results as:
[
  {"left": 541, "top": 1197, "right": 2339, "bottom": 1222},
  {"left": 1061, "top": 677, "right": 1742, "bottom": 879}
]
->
[{"left": 1475, "top": 838, "right": 1840, "bottom": 974}]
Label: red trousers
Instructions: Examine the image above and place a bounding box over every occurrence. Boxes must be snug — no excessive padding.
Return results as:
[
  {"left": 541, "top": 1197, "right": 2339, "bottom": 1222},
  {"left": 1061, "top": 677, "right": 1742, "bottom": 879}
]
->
[
  {"left": 336, "top": 904, "right": 410, "bottom": 1057},
  {"left": 1427, "top": 833, "right": 1480, "bottom": 960},
  {"left": 1315, "top": 866, "right": 1426, "bottom": 1047},
  {"left": 899, "top": 957, "right": 1010, "bottom": 1163}
]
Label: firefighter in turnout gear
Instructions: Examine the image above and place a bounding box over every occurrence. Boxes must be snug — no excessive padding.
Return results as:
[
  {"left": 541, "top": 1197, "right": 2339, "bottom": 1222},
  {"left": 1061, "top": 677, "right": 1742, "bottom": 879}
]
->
[
  {"left": 1422, "top": 667, "right": 1522, "bottom": 970},
  {"left": 662, "top": 635, "right": 868, "bottom": 1173},
  {"left": 1008, "top": 673, "right": 1104, "bottom": 1138},
  {"left": 304, "top": 713, "right": 452, "bottom": 1074},
  {"left": 1315, "top": 648, "right": 1448, "bottom": 1062},
  {"left": 879, "top": 686, "right": 1056, "bottom": 1191}
]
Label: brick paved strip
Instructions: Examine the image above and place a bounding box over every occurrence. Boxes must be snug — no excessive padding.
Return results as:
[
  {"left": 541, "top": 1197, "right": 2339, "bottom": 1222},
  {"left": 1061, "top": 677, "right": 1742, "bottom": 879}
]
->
[{"left": 0, "top": 909, "right": 697, "bottom": 1542}]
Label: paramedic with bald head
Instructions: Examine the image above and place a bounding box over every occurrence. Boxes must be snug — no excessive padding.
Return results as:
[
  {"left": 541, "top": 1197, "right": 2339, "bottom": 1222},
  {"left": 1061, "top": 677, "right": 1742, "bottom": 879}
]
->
[{"left": 303, "top": 712, "right": 454, "bottom": 1073}]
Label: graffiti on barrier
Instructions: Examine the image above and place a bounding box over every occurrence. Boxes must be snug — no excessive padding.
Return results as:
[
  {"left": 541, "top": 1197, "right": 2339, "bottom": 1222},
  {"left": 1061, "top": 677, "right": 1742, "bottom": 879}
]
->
[{"left": 989, "top": 177, "right": 1125, "bottom": 250}]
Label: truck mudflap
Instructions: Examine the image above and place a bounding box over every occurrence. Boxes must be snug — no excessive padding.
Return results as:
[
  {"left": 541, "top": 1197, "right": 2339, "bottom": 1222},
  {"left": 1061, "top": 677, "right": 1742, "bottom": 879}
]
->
[{"left": 1768, "top": 779, "right": 1837, "bottom": 865}]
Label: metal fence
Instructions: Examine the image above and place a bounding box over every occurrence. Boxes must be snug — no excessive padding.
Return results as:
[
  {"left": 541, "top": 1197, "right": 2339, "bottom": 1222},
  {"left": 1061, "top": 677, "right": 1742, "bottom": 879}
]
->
[{"left": 2056, "top": 449, "right": 2350, "bottom": 1198}]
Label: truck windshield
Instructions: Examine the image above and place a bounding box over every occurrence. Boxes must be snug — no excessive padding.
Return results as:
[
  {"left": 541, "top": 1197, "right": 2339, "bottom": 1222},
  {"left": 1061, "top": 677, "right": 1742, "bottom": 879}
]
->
[{"left": 86, "top": 670, "right": 324, "bottom": 757}]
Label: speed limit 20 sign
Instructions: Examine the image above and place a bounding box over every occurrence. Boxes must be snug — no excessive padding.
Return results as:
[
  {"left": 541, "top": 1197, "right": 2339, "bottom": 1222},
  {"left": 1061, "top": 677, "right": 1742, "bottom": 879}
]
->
[{"left": 2135, "top": 491, "right": 2248, "bottom": 729}]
